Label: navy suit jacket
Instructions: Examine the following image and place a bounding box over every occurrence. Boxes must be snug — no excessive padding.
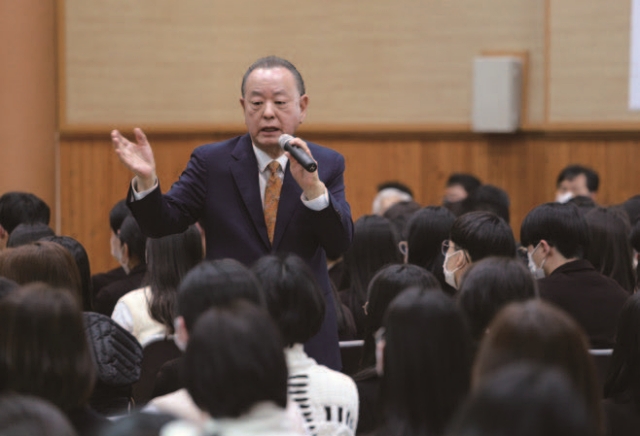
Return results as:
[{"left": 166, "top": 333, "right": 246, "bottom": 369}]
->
[{"left": 127, "top": 133, "right": 353, "bottom": 369}]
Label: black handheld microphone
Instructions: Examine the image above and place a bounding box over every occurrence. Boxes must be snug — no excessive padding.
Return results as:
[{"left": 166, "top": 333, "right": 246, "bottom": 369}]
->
[{"left": 278, "top": 134, "right": 318, "bottom": 173}]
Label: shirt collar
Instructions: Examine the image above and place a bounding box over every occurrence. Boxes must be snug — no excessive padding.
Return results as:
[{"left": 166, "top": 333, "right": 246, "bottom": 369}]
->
[{"left": 252, "top": 143, "right": 288, "bottom": 173}]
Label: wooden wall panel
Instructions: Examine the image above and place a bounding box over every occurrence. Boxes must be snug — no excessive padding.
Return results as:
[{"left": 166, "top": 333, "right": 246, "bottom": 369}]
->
[{"left": 60, "top": 133, "right": 640, "bottom": 275}]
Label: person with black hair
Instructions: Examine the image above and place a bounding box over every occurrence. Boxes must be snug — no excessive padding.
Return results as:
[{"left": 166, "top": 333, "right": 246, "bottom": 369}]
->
[
  {"left": 339, "top": 215, "right": 402, "bottom": 338},
  {"left": 457, "top": 257, "right": 538, "bottom": 344},
  {"left": 6, "top": 222, "right": 55, "bottom": 247},
  {"left": 94, "top": 216, "right": 148, "bottom": 316},
  {"left": 41, "top": 235, "right": 95, "bottom": 312},
  {"left": 376, "top": 288, "right": 473, "bottom": 436},
  {"left": 621, "top": 195, "right": 640, "bottom": 227},
  {"left": 91, "top": 200, "right": 132, "bottom": 296},
  {"left": 382, "top": 200, "right": 421, "bottom": 237},
  {"left": 584, "top": 207, "right": 636, "bottom": 294},
  {"left": 404, "top": 206, "right": 456, "bottom": 294},
  {"left": 443, "top": 211, "right": 516, "bottom": 290},
  {"left": 447, "top": 364, "right": 595, "bottom": 436},
  {"left": 555, "top": 164, "right": 599, "bottom": 204},
  {"left": 443, "top": 173, "right": 482, "bottom": 216},
  {"left": 146, "top": 259, "right": 268, "bottom": 424},
  {"left": 464, "top": 184, "right": 510, "bottom": 224},
  {"left": 0, "top": 394, "right": 80, "bottom": 436},
  {"left": 521, "top": 203, "right": 628, "bottom": 348},
  {"left": 371, "top": 181, "right": 414, "bottom": 216},
  {"left": 0, "top": 276, "right": 18, "bottom": 300},
  {"left": 252, "top": 253, "right": 359, "bottom": 436},
  {"left": 355, "top": 264, "right": 441, "bottom": 435},
  {"left": 112, "top": 225, "right": 203, "bottom": 347},
  {"left": 0, "top": 191, "right": 50, "bottom": 250},
  {"left": 603, "top": 292, "right": 640, "bottom": 436},
  {"left": 182, "top": 302, "right": 301, "bottom": 436}
]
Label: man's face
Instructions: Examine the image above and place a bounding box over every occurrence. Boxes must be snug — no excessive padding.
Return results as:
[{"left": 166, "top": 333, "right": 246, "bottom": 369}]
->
[
  {"left": 555, "top": 173, "right": 591, "bottom": 202},
  {"left": 444, "top": 184, "right": 468, "bottom": 204},
  {"left": 240, "top": 67, "right": 308, "bottom": 153}
]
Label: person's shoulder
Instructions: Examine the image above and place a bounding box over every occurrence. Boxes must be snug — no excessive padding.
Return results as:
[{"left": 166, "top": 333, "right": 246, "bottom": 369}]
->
[
  {"left": 307, "top": 141, "right": 343, "bottom": 160},
  {"left": 192, "top": 134, "right": 249, "bottom": 157},
  {"left": 117, "top": 286, "right": 148, "bottom": 305}
]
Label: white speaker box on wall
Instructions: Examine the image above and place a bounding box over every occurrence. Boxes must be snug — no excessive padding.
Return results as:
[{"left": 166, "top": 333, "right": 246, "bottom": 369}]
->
[{"left": 472, "top": 56, "right": 523, "bottom": 133}]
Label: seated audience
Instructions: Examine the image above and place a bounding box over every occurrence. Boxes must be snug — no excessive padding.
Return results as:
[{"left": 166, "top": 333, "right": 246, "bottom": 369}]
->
[
  {"left": 182, "top": 302, "right": 302, "bottom": 435},
  {"left": 603, "top": 292, "right": 640, "bottom": 436},
  {"left": 443, "top": 211, "right": 516, "bottom": 290},
  {"left": 465, "top": 184, "right": 510, "bottom": 224},
  {"left": 0, "top": 191, "right": 50, "bottom": 250},
  {"left": 0, "top": 240, "right": 83, "bottom": 306},
  {"left": 457, "top": 257, "right": 538, "bottom": 344},
  {"left": 520, "top": 202, "right": 628, "bottom": 348},
  {"left": 447, "top": 364, "right": 594, "bottom": 436},
  {"left": 112, "top": 225, "right": 203, "bottom": 347},
  {"left": 0, "top": 284, "right": 109, "bottom": 435},
  {"left": 473, "top": 300, "right": 603, "bottom": 434},
  {"left": 339, "top": 215, "right": 402, "bottom": 338},
  {"left": 0, "top": 394, "right": 80, "bottom": 436},
  {"left": 584, "top": 207, "right": 635, "bottom": 293},
  {"left": 253, "top": 254, "right": 359, "bottom": 436},
  {"left": 383, "top": 200, "right": 421, "bottom": 237},
  {"left": 375, "top": 288, "right": 473, "bottom": 436},
  {"left": 94, "top": 216, "right": 148, "bottom": 316},
  {"left": 442, "top": 173, "right": 481, "bottom": 216},
  {"left": 6, "top": 222, "right": 55, "bottom": 247},
  {"left": 43, "top": 235, "right": 95, "bottom": 312},
  {"left": 92, "top": 200, "right": 132, "bottom": 296},
  {"left": 404, "top": 206, "right": 456, "bottom": 294},
  {"left": 356, "top": 264, "right": 441, "bottom": 435},
  {"left": 148, "top": 259, "right": 264, "bottom": 421},
  {"left": 371, "top": 181, "right": 414, "bottom": 216},
  {"left": 555, "top": 164, "right": 599, "bottom": 203}
]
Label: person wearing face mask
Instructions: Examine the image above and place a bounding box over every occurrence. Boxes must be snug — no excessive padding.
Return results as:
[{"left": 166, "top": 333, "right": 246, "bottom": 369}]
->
[
  {"left": 520, "top": 202, "right": 628, "bottom": 349},
  {"left": 442, "top": 173, "right": 482, "bottom": 217},
  {"left": 554, "top": 165, "right": 599, "bottom": 204},
  {"left": 442, "top": 211, "right": 517, "bottom": 291},
  {"left": 94, "top": 216, "right": 148, "bottom": 316}
]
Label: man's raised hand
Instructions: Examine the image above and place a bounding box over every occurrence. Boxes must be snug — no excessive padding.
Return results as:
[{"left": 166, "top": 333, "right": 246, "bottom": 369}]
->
[{"left": 111, "top": 128, "right": 157, "bottom": 191}]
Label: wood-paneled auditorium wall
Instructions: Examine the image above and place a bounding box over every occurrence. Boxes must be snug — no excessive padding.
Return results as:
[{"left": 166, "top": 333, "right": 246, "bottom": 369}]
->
[{"left": 57, "top": 0, "right": 640, "bottom": 274}]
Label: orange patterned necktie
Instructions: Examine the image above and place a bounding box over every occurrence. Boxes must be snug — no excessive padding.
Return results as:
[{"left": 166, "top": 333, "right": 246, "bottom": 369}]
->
[{"left": 264, "top": 161, "right": 283, "bottom": 243}]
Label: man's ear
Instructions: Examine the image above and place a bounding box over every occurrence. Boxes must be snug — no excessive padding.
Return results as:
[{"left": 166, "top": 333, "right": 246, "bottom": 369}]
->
[{"left": 538, "top": 240, "right": 552, "bottom": 256}]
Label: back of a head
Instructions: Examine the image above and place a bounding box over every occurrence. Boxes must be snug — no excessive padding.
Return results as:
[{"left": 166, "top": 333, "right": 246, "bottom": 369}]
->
[
  {"left": 177, "top": 258, "right": 263, "bottom": 332},
  {"left": 41, "top": 236, "right": 94, "bottom": 311},
  {"left": 382, "top": 288, "right": 473, "bottom": 436},
  {"left": 473, "top": 300, "right": 601, "bottom": 431},
  {"left": 0, "top": 241, "right": 83, "bottom": 306},
  {"left": 0, "top": 394, "right": 79, "bottom": 436},
  {"left": 372, "top": 188, "right": 414, "bottom": 216},
  {"left": 184, "top": 301, "right": 288, "bottom": 418},
  {"left": 466, "top": 185, "right": 510, "bottom": 224},
  {"left": 584, "top": 207, "right": 635, "bottom": 293},
  {"left": 457, "top": 257, "right": 538, "bottom": 342},
  {"left": 360, "top": 264, "right": 441, "bottom": 369},
  {"left": 0, "top": 192, "right": 50, "bottom": 233},
  {"left": 252, "top": 253, "right": 325, "bottom": 347},
  {"left": 556, "top": 165, "right": 599, "bottom": 193},
  {"left": 109, "top": 199, "right": 131, "bottom": 234},
  {"left": 622, "top": 195, "right": 640, "bottom": 227},
  {"left": 0, "top": 284, "right": 95, "bottom": 412},
  {"left": 343, "top": 215, "right": 402, "bottom": 301},
  {"left": 604, "top": 292, "right": 640, "bottom": 402},
  {"left": 6, "top": 223, "right": 55, "bottom": 248},
  {"left": 118, "top": 216, "right": 148, "bottom": 264},
  {"left": 450, "top": 211, "right": 516, "bottom": 262},
  {"left": 520, "top": 203, "right": 589, "bottom": 259},
  {"left": 383, "top": 200, "right": 421, "bottom": 236},
  {"left": 146, "top": 225, "right": 204, "bottom": 333},
  {"left": 447, "top": 364, "right": 594, "bottom": 436}
]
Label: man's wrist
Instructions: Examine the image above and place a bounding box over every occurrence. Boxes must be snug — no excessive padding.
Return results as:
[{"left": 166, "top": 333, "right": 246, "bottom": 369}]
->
[
  {"left": 135, "top": 174, "right": 157, "bottom": 192},
  {"left": 303, "top": 182, "right": 326, "bottom": 201}
]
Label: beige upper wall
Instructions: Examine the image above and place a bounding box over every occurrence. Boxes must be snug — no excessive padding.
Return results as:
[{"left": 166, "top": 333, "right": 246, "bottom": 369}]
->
[{"left": 62, "top": 0, "right": 545, "bottom": 128}]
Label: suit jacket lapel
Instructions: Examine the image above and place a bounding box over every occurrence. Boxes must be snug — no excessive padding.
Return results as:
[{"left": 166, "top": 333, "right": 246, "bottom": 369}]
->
[
  {"left": 230, "top": 135, "right": 271, "bottom": 250},
  {"left": 272, "top": 161, "right": 302, "bottom": 249}
]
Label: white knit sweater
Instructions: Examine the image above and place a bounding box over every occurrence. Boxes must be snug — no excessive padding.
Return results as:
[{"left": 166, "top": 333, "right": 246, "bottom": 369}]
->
[{"left": 285, "top": 344, "right": 359, "bottom": 436}]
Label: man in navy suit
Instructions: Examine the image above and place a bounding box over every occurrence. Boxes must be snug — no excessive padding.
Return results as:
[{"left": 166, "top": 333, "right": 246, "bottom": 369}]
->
[{"left": 111, "top": 56, "right": 353, "bottom": 369}]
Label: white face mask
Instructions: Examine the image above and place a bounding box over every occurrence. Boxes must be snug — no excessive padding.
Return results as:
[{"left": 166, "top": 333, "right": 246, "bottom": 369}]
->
[
  {"left": 443, "top": 249, "right": 464, "bottom": 289},
  {"left": 556, "top": 192, "right": 574, "bottom": 204},
  {"left": 528, "top": 243, "right": 546, "bottom": 279}
]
